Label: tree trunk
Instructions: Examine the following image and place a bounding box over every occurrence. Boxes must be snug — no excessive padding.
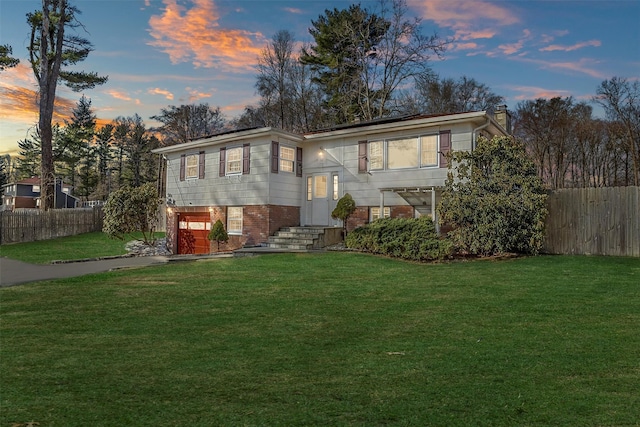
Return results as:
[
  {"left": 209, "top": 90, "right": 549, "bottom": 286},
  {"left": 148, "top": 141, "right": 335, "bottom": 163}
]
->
[{"left": 38, "top": 0, "right": 67, "bottom": 210}]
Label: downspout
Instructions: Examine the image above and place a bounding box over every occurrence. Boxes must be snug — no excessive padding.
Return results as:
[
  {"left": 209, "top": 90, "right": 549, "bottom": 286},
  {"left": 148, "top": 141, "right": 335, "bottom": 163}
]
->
[{"left": 471, "top": 117, "right": 491, "bottom": 151}]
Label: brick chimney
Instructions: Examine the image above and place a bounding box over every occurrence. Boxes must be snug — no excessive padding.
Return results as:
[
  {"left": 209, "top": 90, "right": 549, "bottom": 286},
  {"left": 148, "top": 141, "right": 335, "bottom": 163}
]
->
[{"left": 494, "top": 105, "right": 512, "bottom": 134}]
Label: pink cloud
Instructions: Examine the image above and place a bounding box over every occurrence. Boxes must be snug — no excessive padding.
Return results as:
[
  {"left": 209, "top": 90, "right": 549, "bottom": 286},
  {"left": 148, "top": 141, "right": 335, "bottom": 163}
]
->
[
  {"left": 148, "top": 0, "right": 266, "bottom": 71},
  {"left": 539, "top": 39, "right": 602, "bottom": 52},
  {"left": 410, "top": 0, "right": 519, "bottom": 42},
  {"left": 186, "top": 88, "right": 213, "bottom": 103},
  {"left": 283, "top": 7, "right": 304, "bottom": 14},
  {"left": 509, "top": 85, "right": 572, "bottom": 100},
  {"left": 106, "top": 89, "right": 133, "bottom": 101},
  {"left": 516, "top": 57, "right": 606, "bottom": 79},
  {"left": 148, "top": 88, "right": 174, "bottom": 100}
]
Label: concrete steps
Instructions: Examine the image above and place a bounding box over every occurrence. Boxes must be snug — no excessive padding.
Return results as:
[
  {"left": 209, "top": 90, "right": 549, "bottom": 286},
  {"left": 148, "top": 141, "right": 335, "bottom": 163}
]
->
[
  {"left": 267, "top": 227, "right": 321, "bottom": 249},
  {"left": 267, "top": 226, "right": 331, "bottom": 250}
]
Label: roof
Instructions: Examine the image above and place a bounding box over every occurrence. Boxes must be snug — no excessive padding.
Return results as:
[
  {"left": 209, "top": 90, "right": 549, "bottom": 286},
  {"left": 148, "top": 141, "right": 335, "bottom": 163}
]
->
[
  {"left": 2, "top": 177, "right": 72, "bottom": 188},
  {"left": 152, "top": 127, "right": 304, "bottom": 154},
  {"left": 152, "top": 111, "right": 509, "bottom": 154}
]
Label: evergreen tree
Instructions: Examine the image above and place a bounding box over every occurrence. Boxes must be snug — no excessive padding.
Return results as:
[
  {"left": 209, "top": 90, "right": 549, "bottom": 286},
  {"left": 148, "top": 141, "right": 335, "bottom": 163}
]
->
[
  {"left": 0, "top": 44, "right": 19, "bottom": 71},
  {"left": 27, "top": 0, "right": 107, "bottom": 209},
  {"left": 208, "top": 219, "right": 229, "bottom": 251}
]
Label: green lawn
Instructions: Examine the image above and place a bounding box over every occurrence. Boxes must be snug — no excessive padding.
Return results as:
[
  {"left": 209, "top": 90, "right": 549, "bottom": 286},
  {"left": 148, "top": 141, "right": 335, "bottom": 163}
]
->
[
  {"left": 0, "top": 232, "right": 164, "bottom": 264},
  {"left": 1, "top": 253, "right": 639, "bottom": 426}
]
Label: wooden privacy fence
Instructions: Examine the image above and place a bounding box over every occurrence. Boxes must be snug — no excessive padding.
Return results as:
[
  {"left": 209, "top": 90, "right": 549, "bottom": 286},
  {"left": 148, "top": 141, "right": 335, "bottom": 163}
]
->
[
  {"left": 544, "top": 186, "right": 639, "bottom": 257},
  {"left": 0, "top": 208, "right": 104, "bottom": 245}
]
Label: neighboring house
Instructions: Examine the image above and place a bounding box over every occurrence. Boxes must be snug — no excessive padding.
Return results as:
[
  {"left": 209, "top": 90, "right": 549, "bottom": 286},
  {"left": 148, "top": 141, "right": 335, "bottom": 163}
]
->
[
  {"left": 1, "top": 177, "right": 79, "bottom": 210},
  {"left": 154, "top": 109, "right": 511, "bottom": 254}
]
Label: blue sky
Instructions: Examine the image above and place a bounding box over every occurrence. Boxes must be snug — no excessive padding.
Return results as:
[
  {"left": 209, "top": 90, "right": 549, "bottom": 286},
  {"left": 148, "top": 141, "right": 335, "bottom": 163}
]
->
[{"left": 1, "top": 0, "right": 638, "bottom": 156}]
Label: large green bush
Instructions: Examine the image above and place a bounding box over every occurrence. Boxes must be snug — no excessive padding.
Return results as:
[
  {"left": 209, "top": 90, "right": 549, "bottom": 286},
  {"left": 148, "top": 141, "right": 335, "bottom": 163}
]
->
[
  {"left": 438, "top": 135, "right": 548, "bottom": 255},
  {"left": 103, "top": 182, "right": 161, "bottom": 245},
  {"left": 345, "top": 216, "right": 453, "bottom": 261}
]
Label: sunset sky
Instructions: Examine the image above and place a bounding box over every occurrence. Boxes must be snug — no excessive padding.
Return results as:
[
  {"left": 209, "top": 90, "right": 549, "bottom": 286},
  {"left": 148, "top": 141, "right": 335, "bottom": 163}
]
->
[{"left": 0, "top": 0, "right": 638, "bottom": 156}]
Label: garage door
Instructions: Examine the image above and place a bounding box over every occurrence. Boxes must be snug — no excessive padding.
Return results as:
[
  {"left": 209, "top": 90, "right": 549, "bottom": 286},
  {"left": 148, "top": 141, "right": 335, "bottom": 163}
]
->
[{"left": 177, "top": 213, "right": 211, "bottom": 254}]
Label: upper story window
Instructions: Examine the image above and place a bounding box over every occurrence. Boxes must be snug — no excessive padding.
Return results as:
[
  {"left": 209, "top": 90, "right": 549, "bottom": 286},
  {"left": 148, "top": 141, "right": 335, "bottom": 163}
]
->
[
  {"left": 271, "top": 141, "right": 302, "bottom": 177},
  {"left": 366, "top": 133, "right": 443, "bottom": 172},
  {"left": 388, "top": 137, "right": 419, "bottom": 169},
  {"left": 226, "top": 147, "right": 242, "bottom": 175},
  {"left": 186, "top": 154, "right": 199, "bottom": 179},
  {"left": 180, "top": 151, "right": 205, "bottom": 181},
  {"left": 279, "top": 146, "right": 295, "bottom": 173},
  {"left": 421, "top": 135, "right": 438, "bottom": 167}
]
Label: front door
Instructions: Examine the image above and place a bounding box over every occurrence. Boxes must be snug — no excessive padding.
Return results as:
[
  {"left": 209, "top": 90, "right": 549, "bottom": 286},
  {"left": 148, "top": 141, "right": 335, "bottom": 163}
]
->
[{"left": 306, "top": 173, "right": 339, "bottom": 226}]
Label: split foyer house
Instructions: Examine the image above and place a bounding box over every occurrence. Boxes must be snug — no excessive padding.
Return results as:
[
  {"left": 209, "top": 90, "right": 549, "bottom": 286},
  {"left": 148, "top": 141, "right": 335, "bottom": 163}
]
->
[{"left": 154, "top": 109, "right": 511, "bottom": 254}]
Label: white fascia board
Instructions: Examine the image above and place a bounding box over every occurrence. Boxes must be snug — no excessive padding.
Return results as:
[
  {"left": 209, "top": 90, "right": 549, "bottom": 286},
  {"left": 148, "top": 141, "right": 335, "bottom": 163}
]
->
[{"left": 152, "top": 127, "right": 303, "bottom": 154}]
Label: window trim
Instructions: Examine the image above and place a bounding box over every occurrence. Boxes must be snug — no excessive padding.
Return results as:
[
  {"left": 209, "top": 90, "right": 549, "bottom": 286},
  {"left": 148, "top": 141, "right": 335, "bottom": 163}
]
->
[
  {"left": 365, "top": 133, "right": 442, "bottom": 171},
  {"left": 370, "top": 206, "right": 391, "bottom": 221},
  {"left": 420, "top": 134, "right": 439, "bottom": 168},
  {"left": 185, "top": 154, "right": 199, "bottom": 179},
  {"left": 279, "top": 145, "right": 296, "bottom": 173},
  {"left": 227, "top": 206, "right": 243, "bottom": 235},
  {"left": 225, "top": 146, "right": 243, "bottom": 176}
]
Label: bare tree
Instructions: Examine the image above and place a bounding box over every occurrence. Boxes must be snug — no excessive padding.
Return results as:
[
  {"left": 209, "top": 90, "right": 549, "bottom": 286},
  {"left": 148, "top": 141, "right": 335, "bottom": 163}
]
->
[
  {"left": 151, "top": 104, "right": 226, "bottom": 146},
  {"left": 594, "top": 77, "right": 640, "bottom": 186}
]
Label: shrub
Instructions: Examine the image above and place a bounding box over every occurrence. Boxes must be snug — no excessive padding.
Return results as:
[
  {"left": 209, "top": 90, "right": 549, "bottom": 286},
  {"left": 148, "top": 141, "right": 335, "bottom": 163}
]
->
[
  {"left": 208, "top": 219, "right": 229, "bottom": 251},
  {"left": 103, "top": 183, "right": 161, "bottom": 245},
  {"left": 346, "top": 216, "right": 452, "bottom": 261},
  {"left": 331, "top": 193, "right": 356, "bottom": 235},
  {"left": 438, "top": 135, "right": 548, "bottom": 256}
]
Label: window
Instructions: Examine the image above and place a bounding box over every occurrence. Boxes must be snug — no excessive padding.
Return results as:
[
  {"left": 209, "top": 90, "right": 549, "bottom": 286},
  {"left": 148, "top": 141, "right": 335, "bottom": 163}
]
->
[
  {"left": 421, "top": 135, "right": 438, "bottom": 167},
  {"left": 364, "top": 134, "right": 442, "bottom": 171},
  {"left": 186, "top": 154, "right": 198, "bottom": 178},
  {"left": 280, "top": 146, "right": 295, "bottom": 173},
  {"left": 369, "top": 140, "right": 384, "bottom": 170},
  {"left": 332, "top": 174, "right": 339, "bottom": 200},
  {"left": 371, "top": 207, "right": 391, "bottom": 221},
  {"left": 388, "top": 137, "right": 419, "bottom": 169},
  {"left": 226, "top": 147, "right": 242, "bottom": 175},
  {"left": 314, "top": 175, "right": 327, "bottom": 198},
  {"left": 181, "top": 151, "right": 205, "bottom": 180},
  {"left": 307, "top": 176, "right": 313, "bottom": 201},
  {"left": 227, "top": 207, "right": 243, "bottom": 234}
]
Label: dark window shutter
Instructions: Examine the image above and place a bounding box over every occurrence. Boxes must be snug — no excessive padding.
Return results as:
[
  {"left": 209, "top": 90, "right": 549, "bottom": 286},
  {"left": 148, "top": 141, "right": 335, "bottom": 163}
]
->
[
  {"left": 271, "top": 141, "right": 279, "bottom": 173},
  {"left": 242, "top": 143, "right": 250, "bottom": 175},
  {"left": 198, "top": 151, "right": 205, "bottom": 179},
  {"left": 439, "top": 130, "right": 451, "bottom": 168},
  {"left": 180, "top": 154, "right": 186, "bottom": 181},
  {"left": 219, "top": 147, "right": 226, "bottom": 177},
  {"left": 358, "top": 140, "right": 367, "bottom": 173},
  {"left": 296, "top": 147, "right": 303, "bottom": 177}
]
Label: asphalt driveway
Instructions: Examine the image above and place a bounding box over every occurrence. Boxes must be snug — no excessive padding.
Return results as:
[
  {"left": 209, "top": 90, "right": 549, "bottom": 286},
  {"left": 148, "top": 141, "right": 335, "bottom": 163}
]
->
[{"left": 0, "top": 256, "right": 170, "bottom": 287}]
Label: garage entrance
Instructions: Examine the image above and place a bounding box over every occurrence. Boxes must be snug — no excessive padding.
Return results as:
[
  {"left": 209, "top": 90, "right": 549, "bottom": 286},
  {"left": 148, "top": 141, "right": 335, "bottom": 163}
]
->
[{"left": 177, "top": 213, "right": 211, "bottom": 254}]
